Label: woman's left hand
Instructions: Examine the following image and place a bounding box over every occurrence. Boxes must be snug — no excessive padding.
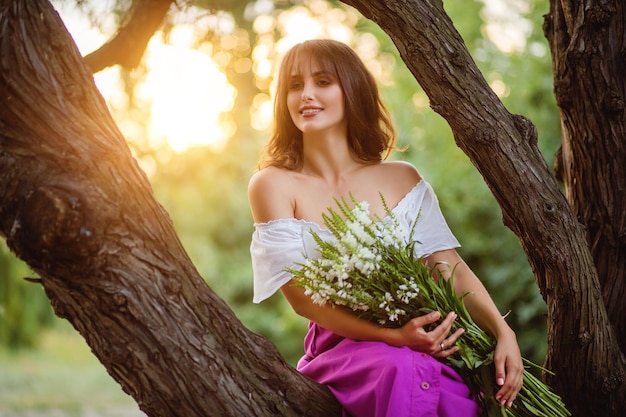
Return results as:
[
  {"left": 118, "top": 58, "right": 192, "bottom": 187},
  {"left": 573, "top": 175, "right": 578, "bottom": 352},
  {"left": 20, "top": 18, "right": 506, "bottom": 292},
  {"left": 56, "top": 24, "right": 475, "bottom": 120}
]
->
[{"left": 493, "top": 329, "right": 524, "bottom": 407}]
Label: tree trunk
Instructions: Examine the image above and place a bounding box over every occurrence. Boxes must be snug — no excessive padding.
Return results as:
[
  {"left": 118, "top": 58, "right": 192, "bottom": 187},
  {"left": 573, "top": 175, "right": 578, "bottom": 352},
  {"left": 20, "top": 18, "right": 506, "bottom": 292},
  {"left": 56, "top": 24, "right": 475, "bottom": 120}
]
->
[
  {"left": 341, "top": 0, "right": 626, "bottom": 416},
  {"left": 0, "top": 1, "right": 340, "bottom": 416},
  {"left": 544, "top": 0, "right": 626, "bottom": 352}
]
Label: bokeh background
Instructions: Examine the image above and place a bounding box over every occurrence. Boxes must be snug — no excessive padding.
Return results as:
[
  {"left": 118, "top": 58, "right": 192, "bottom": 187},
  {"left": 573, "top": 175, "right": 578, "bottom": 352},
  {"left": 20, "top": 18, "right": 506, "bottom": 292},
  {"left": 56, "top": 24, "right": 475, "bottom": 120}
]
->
[{"left": 0, "top": 0, "right": 559, "bottom": 415}]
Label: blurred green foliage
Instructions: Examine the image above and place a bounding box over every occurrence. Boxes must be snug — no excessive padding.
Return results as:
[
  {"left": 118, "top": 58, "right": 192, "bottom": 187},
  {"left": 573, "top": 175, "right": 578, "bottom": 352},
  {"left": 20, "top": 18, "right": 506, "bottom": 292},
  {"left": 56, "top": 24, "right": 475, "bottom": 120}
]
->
[
  {"left": 1, "top": 0, "right": 558, "bottom": 372},
  {"left": 0, "top": 243, "right": 53, "bottom": 349},
  {"left": 0, "top": 324, "right": 141, "bottom": 414}
]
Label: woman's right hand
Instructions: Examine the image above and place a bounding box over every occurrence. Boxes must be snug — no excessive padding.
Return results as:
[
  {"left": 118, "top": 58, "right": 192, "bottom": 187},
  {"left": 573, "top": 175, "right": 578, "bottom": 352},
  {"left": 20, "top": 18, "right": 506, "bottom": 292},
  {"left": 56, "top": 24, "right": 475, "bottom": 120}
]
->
[{"left": 390, "top": 311, "right": 464, "bottom": 358}]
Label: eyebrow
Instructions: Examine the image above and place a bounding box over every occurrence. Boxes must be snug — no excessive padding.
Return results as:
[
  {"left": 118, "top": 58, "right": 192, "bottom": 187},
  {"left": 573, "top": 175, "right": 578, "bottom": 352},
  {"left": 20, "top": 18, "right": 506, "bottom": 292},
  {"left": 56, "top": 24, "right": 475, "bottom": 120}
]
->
[{"left": 289, "top": 70, "right": 334, "bottom": 78}]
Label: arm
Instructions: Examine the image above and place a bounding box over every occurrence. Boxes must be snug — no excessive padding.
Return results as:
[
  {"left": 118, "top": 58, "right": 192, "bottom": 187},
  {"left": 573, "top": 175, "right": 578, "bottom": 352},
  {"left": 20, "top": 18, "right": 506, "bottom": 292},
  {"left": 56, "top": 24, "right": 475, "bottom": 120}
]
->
[
  {"left": 425, "top": 249, "right": 524, "bottom": 407},
  {"left": 281, "top": 281, "right": 463, "bottom": 357}
]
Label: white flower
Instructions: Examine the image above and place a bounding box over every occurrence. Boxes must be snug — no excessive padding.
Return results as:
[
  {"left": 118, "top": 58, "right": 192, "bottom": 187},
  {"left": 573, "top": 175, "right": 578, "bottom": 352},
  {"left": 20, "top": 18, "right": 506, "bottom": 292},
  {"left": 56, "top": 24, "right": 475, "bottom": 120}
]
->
[{"left": 310, "top": 292, "right": 328, "bottom": 306}]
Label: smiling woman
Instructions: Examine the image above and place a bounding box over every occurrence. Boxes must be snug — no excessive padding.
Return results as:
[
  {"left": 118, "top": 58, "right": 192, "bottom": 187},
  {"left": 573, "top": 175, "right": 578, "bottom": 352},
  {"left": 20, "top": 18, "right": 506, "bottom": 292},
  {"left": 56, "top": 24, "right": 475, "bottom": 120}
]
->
[{"left": 137, "top": 29, "right": 237, "bottom": 153}]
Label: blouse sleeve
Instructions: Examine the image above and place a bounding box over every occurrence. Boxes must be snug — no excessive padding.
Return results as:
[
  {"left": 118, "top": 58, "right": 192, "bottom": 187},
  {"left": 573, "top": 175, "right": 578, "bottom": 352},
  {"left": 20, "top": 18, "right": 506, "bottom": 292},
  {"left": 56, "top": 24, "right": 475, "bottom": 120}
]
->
[
  {"left": 250, "top": 221, "right": 307, "bottom": 303},
  {"left": 396, "top": 180, "right": 460, "bottom": 258}
]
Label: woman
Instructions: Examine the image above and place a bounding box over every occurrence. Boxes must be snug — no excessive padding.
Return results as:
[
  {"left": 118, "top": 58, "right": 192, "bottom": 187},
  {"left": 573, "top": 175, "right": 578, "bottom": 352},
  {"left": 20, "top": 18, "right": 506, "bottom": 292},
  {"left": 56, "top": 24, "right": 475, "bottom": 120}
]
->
[{"left": 248, "top": 39, "right": 523, "bottom": 417}]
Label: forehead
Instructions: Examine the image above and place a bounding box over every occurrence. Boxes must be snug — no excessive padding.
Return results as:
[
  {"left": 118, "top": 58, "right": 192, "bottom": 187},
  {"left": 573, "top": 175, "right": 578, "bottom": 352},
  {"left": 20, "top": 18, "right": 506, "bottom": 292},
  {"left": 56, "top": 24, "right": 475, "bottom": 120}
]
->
[{"left": 286, "top": 50, "right": 337, "bottom": 77}]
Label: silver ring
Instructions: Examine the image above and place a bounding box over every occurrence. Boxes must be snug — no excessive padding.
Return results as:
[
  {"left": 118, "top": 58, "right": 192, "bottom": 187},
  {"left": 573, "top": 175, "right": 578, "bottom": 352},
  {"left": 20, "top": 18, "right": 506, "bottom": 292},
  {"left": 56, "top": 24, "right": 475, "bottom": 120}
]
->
[{"left": 440, "top": 342, "right": 445, "bottom": 351}]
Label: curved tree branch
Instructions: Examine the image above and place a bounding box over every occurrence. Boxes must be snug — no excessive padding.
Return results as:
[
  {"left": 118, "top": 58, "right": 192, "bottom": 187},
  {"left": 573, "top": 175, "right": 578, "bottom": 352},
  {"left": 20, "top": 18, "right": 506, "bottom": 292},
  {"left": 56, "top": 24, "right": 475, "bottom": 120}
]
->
[{"left": 82, "top": 0, "right": 175, "bottom": 73}]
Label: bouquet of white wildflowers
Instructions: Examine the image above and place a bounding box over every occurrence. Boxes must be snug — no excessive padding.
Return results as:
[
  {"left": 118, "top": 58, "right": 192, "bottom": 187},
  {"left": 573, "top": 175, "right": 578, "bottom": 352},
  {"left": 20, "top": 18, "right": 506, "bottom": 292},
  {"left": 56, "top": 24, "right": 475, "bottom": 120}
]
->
[{"left": 286, "top": 196, "right": 570, "bottom": 417}]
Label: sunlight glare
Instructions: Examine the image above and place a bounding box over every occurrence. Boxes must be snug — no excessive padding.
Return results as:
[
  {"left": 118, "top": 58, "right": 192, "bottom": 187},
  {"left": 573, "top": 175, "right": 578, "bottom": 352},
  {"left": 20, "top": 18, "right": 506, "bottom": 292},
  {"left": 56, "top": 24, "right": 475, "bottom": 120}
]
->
[
  {"left": 251, "top": 93, "right": 273, "bottom": 131},
  {"left": 137, "top": 28, "right": 236, "bottom": 153},
  {"left": 276, "top": 7, "right": 325, "bottom": 52},
  {"left": 481, "top": 0, "right": 531, "bottom": 54}
]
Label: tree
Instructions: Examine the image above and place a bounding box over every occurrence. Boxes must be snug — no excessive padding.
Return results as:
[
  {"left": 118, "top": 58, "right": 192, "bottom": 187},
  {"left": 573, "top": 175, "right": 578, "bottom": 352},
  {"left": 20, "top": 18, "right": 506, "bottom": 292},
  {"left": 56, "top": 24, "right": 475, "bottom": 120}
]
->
[
  {"left": 0, "top": 1, "right": 624, "bottom": 417},
  {"left": 545, "top": 0, "right": 626, "bottom": 351}
]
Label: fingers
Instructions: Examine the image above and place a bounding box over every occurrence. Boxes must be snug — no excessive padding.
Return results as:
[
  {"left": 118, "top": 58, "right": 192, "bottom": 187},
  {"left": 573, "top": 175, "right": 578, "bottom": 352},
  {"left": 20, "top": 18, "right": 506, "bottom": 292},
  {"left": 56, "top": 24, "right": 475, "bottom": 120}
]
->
[
  {"left": 495, "top": 359, "right": 506, "bottom": 387},
  {"left": 410, "top": 311, "right": 463, "bottom": 355},
  {"left": 402, "top": 311, "right": 464, "bottom": 355},
  {"left": 489, "top": 330, "right": 524, "bottom": 407},
  {"left": 409, "top": 310, "right": 443, "bottom": 328},
  {"left": 434, "top": 327, "right": 464, "bottom": 357},
  {"left": 494, "top": 355, "right": 524, "bottom": 407}
]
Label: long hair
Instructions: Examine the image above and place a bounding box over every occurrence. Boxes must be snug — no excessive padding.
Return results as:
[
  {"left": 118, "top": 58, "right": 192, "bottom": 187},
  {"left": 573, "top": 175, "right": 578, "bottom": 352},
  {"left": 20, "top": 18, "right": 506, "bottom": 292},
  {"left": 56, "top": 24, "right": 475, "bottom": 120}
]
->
[{"left": 259, "top": 39, "right": 397, "bottom": 170}]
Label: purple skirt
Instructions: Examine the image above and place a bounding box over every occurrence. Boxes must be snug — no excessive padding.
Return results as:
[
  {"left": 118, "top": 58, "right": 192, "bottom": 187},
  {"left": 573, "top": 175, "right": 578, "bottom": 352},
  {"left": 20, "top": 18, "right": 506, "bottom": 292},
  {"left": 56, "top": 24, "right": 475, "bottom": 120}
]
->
[{"left": 297, "top": 322, "right": 480, "bottom": 417}]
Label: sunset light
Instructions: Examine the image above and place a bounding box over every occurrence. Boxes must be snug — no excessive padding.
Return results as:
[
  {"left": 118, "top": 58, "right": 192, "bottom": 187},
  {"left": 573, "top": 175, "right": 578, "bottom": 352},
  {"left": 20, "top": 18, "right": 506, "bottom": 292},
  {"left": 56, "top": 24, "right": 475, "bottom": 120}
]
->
[
  {"left": 137, "top": 29, "right": 237, "bottom": 153},
  {"left": 56, "top": 0, "right": 369, "bottom": 155}
]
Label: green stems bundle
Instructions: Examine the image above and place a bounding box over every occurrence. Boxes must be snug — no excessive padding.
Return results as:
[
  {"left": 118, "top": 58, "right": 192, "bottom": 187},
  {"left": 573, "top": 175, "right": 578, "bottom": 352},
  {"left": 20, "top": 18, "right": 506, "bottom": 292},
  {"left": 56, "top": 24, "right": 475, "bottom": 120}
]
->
[{"left": 287, "top": 196, "right": 569, "bottom": 417}]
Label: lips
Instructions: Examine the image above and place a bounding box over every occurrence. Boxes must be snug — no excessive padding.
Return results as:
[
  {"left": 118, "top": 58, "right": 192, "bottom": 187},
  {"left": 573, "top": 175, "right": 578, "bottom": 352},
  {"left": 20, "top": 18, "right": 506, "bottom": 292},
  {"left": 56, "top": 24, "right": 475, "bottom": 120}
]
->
[{"left": 300, "top": 107, "right": 322, "bottom": 116}]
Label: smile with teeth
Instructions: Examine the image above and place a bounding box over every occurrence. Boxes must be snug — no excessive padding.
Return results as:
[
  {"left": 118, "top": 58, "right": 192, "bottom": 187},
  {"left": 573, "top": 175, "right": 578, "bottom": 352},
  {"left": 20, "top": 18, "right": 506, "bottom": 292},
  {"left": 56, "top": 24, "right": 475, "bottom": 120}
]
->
[{"left": 301, "top": 108, "right": 322, "bottom": 115}]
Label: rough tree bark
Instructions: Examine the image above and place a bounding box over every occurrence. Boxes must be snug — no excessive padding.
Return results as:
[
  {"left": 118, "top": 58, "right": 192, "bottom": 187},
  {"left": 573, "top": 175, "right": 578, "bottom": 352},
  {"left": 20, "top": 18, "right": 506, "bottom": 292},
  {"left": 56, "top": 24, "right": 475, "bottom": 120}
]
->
[
  {"left": 543, "top": 0, "right": 626, "bottom": 412},
  {"left": 341, "top": 0, "right": 625, "bottom": 416},
  {"left": 0, "top": 1, "right": 341, "bottom": 416},
  {"left": 545, "top": 0, "right": 626, "bottom": 353}
]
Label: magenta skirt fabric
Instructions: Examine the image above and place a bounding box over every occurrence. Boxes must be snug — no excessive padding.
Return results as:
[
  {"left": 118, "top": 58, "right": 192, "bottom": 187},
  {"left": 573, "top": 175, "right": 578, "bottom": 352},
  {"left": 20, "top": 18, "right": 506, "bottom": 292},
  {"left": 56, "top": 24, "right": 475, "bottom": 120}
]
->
[{"left": 297, "top": 322, "right": 480, "bottom": 417}]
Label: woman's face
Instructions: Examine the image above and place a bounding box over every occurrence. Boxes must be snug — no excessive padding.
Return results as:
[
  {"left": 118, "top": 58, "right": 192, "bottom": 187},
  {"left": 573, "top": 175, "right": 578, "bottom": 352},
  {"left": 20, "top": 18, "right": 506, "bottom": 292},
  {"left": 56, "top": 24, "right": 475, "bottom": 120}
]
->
[{"left": 286, "top": 62, "right": 346, "bottom": 137}]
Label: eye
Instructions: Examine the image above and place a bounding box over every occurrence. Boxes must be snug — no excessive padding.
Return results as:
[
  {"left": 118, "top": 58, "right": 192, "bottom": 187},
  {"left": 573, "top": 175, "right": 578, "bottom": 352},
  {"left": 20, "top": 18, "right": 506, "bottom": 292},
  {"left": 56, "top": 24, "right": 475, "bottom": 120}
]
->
[{"left": 288, "top": 79, "right": 303, "bottom": 90}]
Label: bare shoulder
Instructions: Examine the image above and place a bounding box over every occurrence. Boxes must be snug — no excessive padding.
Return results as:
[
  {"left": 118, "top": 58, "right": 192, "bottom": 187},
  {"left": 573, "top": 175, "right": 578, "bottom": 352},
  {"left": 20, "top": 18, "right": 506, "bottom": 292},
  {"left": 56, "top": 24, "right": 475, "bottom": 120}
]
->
[
  {"left": 248, "top": 166, "right": 288, "bottom": 193},
  {"left": 379, "top": 160, "right": 422, "bottom": 185},
  {"left": 351, "top": 161, "right": 424, "bottom": 216},
  {"left": 248, "top": 167, "right": 295, "bottom": 223}
]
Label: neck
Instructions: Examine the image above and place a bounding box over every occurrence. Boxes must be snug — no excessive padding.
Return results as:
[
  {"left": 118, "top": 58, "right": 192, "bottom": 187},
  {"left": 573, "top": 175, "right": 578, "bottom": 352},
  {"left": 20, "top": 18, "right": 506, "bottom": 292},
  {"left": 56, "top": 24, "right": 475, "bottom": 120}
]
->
[{"left": 301, "top": 133, "right": 362, "bottom": 183}]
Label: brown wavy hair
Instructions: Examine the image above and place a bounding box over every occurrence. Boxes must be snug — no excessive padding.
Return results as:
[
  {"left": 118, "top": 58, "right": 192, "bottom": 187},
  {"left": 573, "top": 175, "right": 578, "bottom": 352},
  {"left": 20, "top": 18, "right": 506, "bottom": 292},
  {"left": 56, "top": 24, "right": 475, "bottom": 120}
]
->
[{"left": 259, "top": 39, "right": 396, "bottom": 170}]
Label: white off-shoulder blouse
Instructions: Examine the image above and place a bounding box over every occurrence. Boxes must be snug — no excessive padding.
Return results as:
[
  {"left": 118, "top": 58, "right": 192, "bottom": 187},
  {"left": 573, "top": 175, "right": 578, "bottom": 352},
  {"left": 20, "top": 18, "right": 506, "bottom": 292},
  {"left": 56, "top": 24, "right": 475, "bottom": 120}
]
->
[{"left": 250, "top": 179, "right": 460, "bottom": 303}]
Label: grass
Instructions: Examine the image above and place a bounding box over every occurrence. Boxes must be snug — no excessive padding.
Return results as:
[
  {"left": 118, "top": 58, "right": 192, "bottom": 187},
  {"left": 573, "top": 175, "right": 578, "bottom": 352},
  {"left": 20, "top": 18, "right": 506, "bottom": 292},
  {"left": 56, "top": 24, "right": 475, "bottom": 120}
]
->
[{"left": 0, "top": 324, "right": 144, "bottom": 417}]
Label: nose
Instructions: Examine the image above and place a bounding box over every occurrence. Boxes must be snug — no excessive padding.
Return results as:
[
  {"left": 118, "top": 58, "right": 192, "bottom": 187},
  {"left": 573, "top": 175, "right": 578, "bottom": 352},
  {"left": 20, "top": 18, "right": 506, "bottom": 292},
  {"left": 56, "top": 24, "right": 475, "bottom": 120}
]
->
[{"left": 301, "top": 82, "right": 314, "bottom": 102}]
